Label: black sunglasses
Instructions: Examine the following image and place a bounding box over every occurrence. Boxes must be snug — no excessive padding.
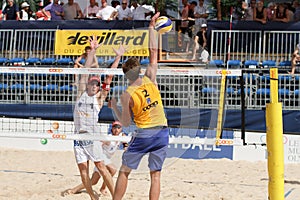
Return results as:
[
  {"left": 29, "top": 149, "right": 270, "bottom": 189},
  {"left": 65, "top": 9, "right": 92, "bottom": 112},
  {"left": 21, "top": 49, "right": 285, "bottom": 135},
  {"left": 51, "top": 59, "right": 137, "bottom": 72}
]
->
[{"left": 113, "top": 125, "right": 122, "bottom": 129}]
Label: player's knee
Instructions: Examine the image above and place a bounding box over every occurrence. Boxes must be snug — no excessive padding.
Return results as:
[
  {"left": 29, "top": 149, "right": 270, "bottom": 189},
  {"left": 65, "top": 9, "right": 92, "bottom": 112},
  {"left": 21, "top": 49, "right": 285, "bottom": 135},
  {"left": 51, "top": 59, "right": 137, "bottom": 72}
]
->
[
  {"left": 150, "top": 171, "right": 161, "bottom": 182},
  {"left": 110, "top": 167, "right": 117, "bottom": 176}
]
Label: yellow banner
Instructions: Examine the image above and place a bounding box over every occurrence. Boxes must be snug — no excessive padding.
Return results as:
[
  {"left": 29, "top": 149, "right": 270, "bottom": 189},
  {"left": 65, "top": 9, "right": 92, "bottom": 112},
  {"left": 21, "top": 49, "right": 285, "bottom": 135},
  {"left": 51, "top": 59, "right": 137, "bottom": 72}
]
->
[{"left": 55, "top": 30, "right": 149, "bottom": 56}]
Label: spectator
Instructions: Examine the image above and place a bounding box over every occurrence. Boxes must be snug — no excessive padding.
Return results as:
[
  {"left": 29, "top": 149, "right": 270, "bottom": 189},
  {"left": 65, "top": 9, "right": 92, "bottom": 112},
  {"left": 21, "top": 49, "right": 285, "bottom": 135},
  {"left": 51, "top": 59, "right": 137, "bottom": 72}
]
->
[
  {"left": 19, "top": 2, "right": 34, "bottom": 20},
  {"left": 253, "top": 0, "right": 267, "bottom": 24},
  {"left": 131, "top": 0, "right": 153, "bottom": 20},
  {"left": 266, "top": 2, "right": 276, "bottom": 21},
  {"left": 180, "top": 0, "right": 190, "bottom": 52},
  {"left": 291, "top": 0, "right": 299, "bottom": 13},
  {"left": 111, "top": 0, "right": 120, "bottom": 9},
  {"left": 286, "top": 3, "right": 294, "bottom": 22},
  {"left": 244, "top": 1, "right": 255, "bottom": 21},
  {"left": 233, "top": 1, "right": 250, "bottom": 20},
  {"left": 141, "top": 2, "right": 155, "bottom": 20},
  {"left": 194, "top": 0, "right": 209, "bottom": 35},
  {"left": 273, "top": 3, "right": 290, "bottom": 23},
  {"left": 96, "top": 0, "right": 118, "bottom": 20},
  {"left": 191, "top": 23, "right": 209, "bottom": 63},
  {"left": 117, "top": 0, "right": 132, "bottom": 20},
  {"left": 83, "top": 0, "right": 99, "bottom": 18},
  {"left": 43, "top": 0, "right": 64, "bottom": 20},
  {"left": 294, "top": 2, "right": 300, "bottom": 21},
  {"left": 63, "top": 0, "right": 83, "bottom": 20},
  {"left": 183, "top": 1, "right": 197, "bottom": 53},
  {"left": 290, "top": 43, "right": 300, "bottom": 75},
  {"left": 36, "top": 1, "right": 51, "bottom": 20},
  {"left": 2, "top": 0, "right": 20, "bottom": 20}
]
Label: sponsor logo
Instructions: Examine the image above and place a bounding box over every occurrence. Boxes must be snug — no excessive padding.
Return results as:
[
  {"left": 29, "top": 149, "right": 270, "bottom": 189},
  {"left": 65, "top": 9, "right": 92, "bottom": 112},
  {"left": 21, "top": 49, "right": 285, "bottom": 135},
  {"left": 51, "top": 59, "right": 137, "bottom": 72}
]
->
[
  {"left": 55, "top": 30, "right": 149, "bottom": 56},
  {"left": 215, "top": 139, "right": 234, "bottom": 145},
  {"left": 49, "top": 69, "right": 63, "bottom": 72},
  {"left": 52, "top": 134, "right": 66, "bottom": 139},
  {"left": 142, "top": 100, "right": 158, "bottom": 111},
  {"left": 171, "top": 70, "right": 189, "bottom": 73},
  {"left": 8, "top": 67, "right": 25, "bottom": 71},
  {"left": 67, "top": 32, "right": 147, "bottom": 46},
  {"left": 215, "top": 70, "right": 232, "bottom": 75},
  {"left": 74, "top": 140, "right": 94, "bottom": 146},
  {"left": 260, "top": 135, "right": 288, "bottom": 144}
]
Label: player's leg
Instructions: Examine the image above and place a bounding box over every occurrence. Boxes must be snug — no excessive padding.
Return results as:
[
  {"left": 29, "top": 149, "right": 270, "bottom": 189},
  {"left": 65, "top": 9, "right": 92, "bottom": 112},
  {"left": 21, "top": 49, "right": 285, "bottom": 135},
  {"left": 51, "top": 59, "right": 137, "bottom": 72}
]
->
[
  {"left": 99, "top": 164, "right": 117, "bottom": 195},
  {"left": 149, "top": 170, "right": 161, "bottom": 200},
  {"left": 77, "top": 162, "right": 98, "bottom": 200},
  {"left": 147, "top": 129, "right": 169, "bottom": 200},
  {"left": 191, "top": 41, "right": 200, "bottom": 60},
  {"left": 90, "top": 170, "right": 101, "bottom": 185},
  {"left": 113, "top": 165, "right": 132, "bottom": 200},
  {"left": 94, "top": 161, "right": 114, "bottom": 196},
  {"left": 290, "top": 56, "right": 296, "bottom": 75}
]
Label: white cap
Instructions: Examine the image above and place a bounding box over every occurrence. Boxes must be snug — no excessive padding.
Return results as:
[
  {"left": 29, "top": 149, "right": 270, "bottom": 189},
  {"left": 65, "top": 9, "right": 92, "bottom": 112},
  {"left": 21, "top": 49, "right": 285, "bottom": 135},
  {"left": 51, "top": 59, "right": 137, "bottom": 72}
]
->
[
  {"left": 268, "top": 2, "right": 275, "bottom": 7},
  {"left": 21, "top": 2, "right": 30, "bottom": 8},
  {"left": 201, "top": 24, "right": 207, "bottom": 28}
]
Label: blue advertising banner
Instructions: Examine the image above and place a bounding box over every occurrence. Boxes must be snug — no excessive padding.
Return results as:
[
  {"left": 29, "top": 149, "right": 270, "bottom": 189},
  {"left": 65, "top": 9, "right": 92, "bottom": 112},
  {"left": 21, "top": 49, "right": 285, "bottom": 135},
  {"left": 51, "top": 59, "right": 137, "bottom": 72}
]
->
[{"left": 166, "top": 128, "right": 234, "bottom": 159}]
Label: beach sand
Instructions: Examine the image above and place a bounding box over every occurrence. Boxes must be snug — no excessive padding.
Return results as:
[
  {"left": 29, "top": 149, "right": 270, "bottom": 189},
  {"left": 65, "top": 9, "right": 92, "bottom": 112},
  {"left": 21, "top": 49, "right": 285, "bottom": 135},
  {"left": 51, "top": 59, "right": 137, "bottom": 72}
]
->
[{"left": 1, "top": 147, "right": 300, "bottom": 200}]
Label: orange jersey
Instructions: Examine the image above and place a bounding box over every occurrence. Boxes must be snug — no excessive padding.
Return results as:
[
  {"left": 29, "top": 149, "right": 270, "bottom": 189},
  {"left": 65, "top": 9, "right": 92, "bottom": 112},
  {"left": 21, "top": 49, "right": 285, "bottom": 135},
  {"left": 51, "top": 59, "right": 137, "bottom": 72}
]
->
[{"left": 126, "top": 76, "right": 167, "bottom": 128}]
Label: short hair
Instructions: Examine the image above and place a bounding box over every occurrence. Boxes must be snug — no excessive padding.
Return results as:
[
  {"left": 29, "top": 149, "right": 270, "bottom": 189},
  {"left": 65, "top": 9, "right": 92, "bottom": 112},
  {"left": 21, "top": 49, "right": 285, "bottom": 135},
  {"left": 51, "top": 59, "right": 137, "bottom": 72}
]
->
[
  {"left": 190, "top": 1, "right": 197, "bottom": 6},
  {"left": 123, "top": 57, "right": 140, "bottom": 81},
  {"left": 85, "top": 46, "right": 91, "bottom": 51}
]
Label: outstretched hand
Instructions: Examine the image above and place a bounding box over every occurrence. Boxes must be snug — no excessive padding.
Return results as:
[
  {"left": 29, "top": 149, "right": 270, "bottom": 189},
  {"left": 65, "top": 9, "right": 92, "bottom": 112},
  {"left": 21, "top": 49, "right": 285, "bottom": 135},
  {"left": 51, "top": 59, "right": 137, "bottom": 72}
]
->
[
  {"left": 89, "top": 35, "right": 101, "bottom": 50},
  {"left": 112, "top": 44, "right": 129, "bottom": 57},
  {"left": 149, "top": 12, "right": 160, "bottom": 28}
]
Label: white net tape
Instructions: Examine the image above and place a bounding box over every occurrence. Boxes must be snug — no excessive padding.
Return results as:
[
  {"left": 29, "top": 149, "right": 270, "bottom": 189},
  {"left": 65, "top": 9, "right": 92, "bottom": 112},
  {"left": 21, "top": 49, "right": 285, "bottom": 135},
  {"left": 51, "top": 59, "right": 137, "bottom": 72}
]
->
[
  {"left": 0, "top": 67, "right": 242, "bottom": 76},
  {"left": 0, "top": 131, "right": 243, "bottom": 146}
]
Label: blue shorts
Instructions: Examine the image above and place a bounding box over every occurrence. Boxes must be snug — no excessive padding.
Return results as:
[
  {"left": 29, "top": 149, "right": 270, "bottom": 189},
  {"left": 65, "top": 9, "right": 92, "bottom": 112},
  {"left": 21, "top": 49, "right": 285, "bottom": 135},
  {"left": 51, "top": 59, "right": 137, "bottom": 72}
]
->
[{"left": 122, "top": 127, "right": 169, "bottom": 171}]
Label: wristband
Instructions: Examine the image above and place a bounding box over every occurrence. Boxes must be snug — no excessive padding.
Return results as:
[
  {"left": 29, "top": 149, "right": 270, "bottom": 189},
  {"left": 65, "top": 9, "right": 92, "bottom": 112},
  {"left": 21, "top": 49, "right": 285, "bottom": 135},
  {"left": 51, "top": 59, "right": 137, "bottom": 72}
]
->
[{"left": 102, "top": 82, "right": 110, "bottom": 91}]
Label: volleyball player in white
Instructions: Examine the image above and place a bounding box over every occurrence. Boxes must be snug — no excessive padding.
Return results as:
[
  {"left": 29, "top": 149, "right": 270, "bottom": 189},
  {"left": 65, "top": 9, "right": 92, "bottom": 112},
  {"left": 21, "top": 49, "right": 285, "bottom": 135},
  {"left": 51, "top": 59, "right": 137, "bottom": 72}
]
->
[
  {"left": 64, "top": 121, "right": 128, "bottom": 197},
  {"left": 73, "top": 36, "right": 127, "bottom": 200}
]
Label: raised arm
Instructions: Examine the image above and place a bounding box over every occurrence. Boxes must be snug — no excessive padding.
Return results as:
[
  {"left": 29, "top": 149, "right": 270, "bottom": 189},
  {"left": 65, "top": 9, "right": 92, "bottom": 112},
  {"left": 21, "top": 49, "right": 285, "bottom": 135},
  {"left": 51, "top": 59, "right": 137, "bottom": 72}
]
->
[
  {"left": 100, "top": 44, "right": 128, "bottom": 98},
  {"left": 77, "top": 36, "right": 101, "bottom": 99},
  {"left": 144, "top": 12, "right": 160, "bottom": 83}
]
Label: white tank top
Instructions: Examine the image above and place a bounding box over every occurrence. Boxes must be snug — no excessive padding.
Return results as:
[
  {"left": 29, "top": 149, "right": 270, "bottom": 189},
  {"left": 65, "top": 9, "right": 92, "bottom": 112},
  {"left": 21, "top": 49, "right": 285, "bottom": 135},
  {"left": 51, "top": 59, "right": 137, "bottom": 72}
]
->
[{"left": 73, "top": 92, "right": 101, "bottom": 135}]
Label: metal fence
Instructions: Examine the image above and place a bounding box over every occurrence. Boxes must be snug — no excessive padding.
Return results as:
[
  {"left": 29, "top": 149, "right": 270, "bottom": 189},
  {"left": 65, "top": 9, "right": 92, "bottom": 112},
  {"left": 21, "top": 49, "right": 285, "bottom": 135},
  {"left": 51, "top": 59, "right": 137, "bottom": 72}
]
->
[
  {"left": 210, "top": 30, "right": 262, "bottom": 62},
  {"left": 1, "top": 29, "right": 300, "bottom": 65},
  {"left": 210, "top": 30, "right": 300, "bottom": 65}
]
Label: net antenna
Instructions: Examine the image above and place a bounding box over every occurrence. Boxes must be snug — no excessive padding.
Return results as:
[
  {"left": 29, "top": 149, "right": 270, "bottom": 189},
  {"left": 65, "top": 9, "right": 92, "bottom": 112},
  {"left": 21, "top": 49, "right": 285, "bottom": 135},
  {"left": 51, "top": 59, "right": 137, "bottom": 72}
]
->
[
  {"left": 215, "top": 70, "right": 228, "bottom": 145},
  {"left": 216, "top": 6, "right": 233, "bottom": 145}
]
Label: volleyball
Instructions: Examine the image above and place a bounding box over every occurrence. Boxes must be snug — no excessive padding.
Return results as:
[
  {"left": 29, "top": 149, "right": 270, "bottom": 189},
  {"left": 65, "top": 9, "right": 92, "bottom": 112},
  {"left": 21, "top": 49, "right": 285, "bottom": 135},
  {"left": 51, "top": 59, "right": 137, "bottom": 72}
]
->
[{"left": 154, "top": 16, "right": 173, "bottom": 34}]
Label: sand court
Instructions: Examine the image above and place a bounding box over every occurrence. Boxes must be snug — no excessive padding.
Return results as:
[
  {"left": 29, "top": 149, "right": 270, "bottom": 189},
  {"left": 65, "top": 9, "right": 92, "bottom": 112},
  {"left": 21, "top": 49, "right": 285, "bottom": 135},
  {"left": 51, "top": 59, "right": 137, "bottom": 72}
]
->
[{"left": 1, "top": 147, "right": 300, "bottom": 200}]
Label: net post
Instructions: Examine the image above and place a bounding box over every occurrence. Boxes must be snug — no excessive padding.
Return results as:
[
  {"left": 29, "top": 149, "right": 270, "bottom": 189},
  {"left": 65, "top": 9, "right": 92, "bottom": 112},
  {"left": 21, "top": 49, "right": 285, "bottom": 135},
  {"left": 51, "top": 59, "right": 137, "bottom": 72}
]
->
[
  {"left": 240, "top": 69, "right": 246, "bottom": 145},
  {"left": 216, "top": 69, "right": 227, "bottom": 144},
  {"left": 266, "top": 68, "right": 284, "bottom": 200}
]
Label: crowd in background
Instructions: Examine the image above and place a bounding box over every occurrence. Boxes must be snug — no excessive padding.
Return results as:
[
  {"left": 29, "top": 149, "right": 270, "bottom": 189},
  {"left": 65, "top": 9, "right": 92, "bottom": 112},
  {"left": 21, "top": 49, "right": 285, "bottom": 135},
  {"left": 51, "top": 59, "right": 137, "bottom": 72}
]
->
[
  {"left": 1, "top": 0, "right": 300, "bottom": 23},
  {"left": 233, "top": 0, "right": 300, "bottom": 23},
  {"left": 0, "top": 0, "right": 155, "bottom": 21}
]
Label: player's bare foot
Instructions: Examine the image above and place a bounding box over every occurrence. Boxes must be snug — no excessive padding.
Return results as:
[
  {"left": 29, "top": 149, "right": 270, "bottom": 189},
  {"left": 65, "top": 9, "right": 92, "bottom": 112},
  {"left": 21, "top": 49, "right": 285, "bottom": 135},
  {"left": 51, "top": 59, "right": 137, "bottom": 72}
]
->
[
  {"left": 100, "top": 188, "right": 109, "bottom": 196},
  {"left": 61, "top": 189, "right": 76, "bottom": 197}
]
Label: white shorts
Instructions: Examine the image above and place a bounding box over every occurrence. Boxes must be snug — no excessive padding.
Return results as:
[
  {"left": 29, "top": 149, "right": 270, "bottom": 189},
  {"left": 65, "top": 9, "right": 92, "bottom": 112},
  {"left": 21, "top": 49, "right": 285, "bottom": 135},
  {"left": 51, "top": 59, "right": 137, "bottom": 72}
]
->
[{"left": 73, "top": 140, "right": 107, "bottom": 164}]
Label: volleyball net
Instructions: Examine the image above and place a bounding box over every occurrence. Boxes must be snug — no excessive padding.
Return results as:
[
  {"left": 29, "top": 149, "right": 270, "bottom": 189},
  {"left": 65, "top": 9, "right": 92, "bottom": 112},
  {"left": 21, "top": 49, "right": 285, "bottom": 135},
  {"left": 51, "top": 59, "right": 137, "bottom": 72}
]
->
[{"left": 0, "top": 66, "right": 243, "bottom": 146}]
